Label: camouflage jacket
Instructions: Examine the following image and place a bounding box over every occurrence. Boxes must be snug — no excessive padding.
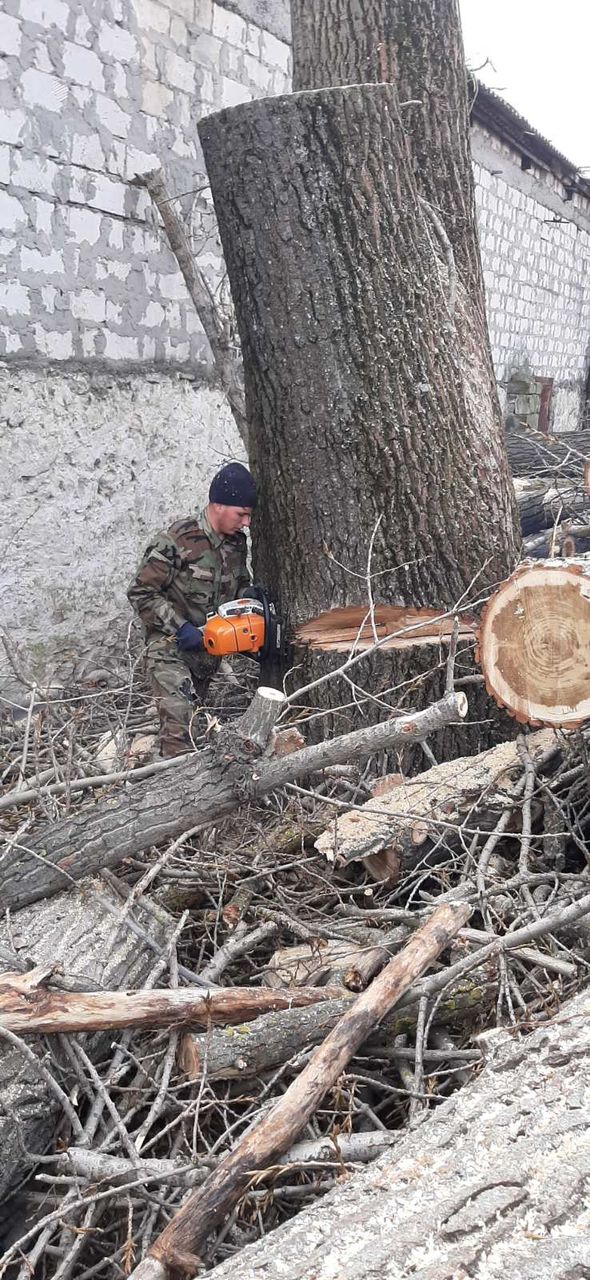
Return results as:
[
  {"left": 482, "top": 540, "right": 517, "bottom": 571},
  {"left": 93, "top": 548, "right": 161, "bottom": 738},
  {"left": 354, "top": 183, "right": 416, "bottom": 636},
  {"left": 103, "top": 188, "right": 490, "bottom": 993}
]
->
[{"left": 127, "top": 508, "right": 250, "bottom": 639}]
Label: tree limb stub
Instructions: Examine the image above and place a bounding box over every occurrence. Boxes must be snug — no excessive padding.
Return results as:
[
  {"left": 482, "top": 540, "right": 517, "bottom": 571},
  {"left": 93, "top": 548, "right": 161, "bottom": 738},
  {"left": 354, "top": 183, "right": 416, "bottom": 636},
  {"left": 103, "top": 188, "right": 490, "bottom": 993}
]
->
[
  {"left": 3, "top": 689, "right": 468, "bottom": 912},
  {"left": 131, "top": 901, "right": 470, "bottom": 1280}
]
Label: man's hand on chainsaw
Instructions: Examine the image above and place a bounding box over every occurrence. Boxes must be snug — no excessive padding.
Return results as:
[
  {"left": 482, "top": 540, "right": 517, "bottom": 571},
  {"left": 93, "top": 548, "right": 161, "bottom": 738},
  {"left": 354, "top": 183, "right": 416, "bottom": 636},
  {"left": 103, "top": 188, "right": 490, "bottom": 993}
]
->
[{"left": 176, "top": 621, "right": 204, "bottom": 652}]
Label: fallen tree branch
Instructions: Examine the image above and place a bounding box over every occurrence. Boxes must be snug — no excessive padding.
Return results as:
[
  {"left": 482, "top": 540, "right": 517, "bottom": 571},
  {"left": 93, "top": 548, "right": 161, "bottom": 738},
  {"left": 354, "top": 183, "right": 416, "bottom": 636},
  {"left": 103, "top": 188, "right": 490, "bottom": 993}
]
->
[
  {"left": 132, "top": 167, "right": 247, "bottom": 443},
  {"left": 131, "top": 900, "right": 470, "bottom": 1280},
  {"left": 0, "top": 978, "right": 344, "bottom": 1037},
  {"left": 1, "top": 689, "right": 468, "bottom": 912}
]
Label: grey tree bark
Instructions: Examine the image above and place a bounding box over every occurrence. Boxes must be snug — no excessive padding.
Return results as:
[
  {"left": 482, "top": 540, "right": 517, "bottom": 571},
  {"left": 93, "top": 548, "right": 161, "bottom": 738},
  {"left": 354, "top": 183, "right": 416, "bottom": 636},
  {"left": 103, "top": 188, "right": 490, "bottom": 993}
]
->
[
  {"left": 0, "top": 881, "right": 169, "bottom": 1202},
  {"left": 198, "top": 83, "right": 519, "bottom": 751},
  {"left": 0, "top": 689, "right": 466, "bottom": 912},
  {"left": 201, "top": 985, "right": 590, "bottom": 1280}
]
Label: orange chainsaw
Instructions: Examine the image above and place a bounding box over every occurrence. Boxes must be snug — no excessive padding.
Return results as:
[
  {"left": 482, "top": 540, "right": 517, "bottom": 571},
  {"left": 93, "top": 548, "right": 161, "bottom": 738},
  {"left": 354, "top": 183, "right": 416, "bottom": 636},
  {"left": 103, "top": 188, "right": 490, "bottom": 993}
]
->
[{"left": 201, "top": 587, "right": 283, "bottom": 661}]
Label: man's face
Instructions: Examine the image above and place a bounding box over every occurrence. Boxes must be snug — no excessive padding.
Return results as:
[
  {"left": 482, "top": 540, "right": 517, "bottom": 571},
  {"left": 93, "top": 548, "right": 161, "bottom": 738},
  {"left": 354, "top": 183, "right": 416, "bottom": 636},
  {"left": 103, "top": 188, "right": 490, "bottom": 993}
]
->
[{"left": 211, "top": 503, "right": 252, "bottom": 536}]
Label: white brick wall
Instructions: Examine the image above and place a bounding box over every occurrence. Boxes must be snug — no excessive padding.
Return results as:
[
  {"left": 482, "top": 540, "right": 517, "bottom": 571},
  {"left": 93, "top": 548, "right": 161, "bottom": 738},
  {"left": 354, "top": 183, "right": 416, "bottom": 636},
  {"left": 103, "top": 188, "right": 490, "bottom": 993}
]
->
[
  {"left": 473, "top": 121, "right": 590, "bottom": 432},
  {"left": 0, "top": 0, "right": 292, "bottom": 364}
]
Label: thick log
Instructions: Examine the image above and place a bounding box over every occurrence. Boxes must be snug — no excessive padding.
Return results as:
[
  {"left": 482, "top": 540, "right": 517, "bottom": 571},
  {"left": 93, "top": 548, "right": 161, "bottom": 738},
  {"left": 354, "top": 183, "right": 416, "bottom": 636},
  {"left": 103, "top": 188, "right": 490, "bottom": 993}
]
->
[
  {"left": 200, "top": 986, "right": 590, "bottom": 1280},
  {"left": 514, "top": 477, "right": 590, "bottom": 536},
  {"left": 477, "top": 559, "right": 590, "bottom": 727},
  {"left": 0, "top": 980, "right": 343, "bottom": 1037},
  {"left": 132, "top": 901, "right": 470, "bottom": 1279},
  {"left": 315, "top": 728, "right": 555, "bottom": 868},
  {"left": 0, "top": 881, "right": 169, "bottom": 1202},
  {"left": 505, "top": 420, "right": 590, "bottom": 479},
  {"left": 178, "top": 971, "right": 494, "bottom": 1082},
  {"left": 0, "top": 690, "right": 468, "bottom": 912}
]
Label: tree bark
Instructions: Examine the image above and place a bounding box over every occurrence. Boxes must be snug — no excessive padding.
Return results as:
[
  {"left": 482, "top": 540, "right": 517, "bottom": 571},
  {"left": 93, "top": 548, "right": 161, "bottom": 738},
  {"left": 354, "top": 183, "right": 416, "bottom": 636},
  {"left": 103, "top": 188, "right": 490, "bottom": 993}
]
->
[
  {"left": 198, "top": 84, "right": 519, "bottom": 753},
  {"left": 0, "top": 881, "right": 169, "bottom": 1202},
  {"left": 0, "top": 689, "right": 467, "bottom": 912},
  {"left": 178, "top": 970, "right": 494, "bottom": 1082},
  {"left": 315, "top": 728, "right": 555, "bottom": 867},
  {"left": 477, "top": 559, "right": 590, "bottom": 727},
  {"left": 505, "top": 420, "right": 590, "bottom": 479},
  {"left": 133, "top": 901, "right": 470, "bottom": 1279},
  {"left": 199, "top": 986, "right": 590, "bottom": 1280}
]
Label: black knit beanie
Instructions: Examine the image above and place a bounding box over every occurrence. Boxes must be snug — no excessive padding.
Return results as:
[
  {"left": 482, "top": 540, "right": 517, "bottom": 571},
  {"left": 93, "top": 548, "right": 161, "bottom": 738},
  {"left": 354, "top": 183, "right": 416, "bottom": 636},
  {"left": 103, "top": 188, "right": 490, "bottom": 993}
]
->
[{"left": 209, "top": 462, "right": 257, "bottom": 508}]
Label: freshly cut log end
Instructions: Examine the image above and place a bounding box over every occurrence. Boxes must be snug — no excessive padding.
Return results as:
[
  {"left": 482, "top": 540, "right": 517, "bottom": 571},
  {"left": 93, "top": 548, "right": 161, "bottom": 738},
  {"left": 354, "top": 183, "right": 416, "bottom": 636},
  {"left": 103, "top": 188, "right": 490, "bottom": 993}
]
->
[
  {"left": 295, "top": 605, "right": 477, "bottom": 652},
  {"left": 477, "top": 559, "right": 590, "bottom": 728}
]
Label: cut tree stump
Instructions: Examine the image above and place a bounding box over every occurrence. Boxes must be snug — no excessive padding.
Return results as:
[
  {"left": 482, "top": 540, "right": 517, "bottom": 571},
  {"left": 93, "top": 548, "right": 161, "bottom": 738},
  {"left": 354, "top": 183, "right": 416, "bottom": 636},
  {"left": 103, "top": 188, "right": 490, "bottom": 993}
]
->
[
  {"left": 477, "top": 560, "right": 590, "bottom": 727},
  {"left": 0, "top": 880, "right": 170, "bottom": 1202},
  {"left": 199, "top": 985, "right": 590, "bottom": 1280}
]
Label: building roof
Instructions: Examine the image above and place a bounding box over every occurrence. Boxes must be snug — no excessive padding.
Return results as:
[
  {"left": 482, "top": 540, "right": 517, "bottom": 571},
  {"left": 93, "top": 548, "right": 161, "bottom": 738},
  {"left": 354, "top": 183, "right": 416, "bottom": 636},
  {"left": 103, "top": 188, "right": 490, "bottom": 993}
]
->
[{"left": 470, "top": 80, "right": 590, "bottom": 202}]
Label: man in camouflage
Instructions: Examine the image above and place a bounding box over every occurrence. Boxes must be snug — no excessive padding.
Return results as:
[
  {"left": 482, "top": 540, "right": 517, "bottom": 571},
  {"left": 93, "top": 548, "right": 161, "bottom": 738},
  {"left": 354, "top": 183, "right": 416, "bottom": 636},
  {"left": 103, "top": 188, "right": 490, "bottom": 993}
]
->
[{"left": 128, "top": 462, "right": 256, "bottom": 758}]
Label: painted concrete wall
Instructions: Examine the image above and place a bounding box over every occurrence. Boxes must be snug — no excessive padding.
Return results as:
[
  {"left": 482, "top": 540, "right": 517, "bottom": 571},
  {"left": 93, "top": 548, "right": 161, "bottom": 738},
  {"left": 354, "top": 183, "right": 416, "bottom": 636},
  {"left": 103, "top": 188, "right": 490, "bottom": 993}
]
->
[
  {"left": 0, "top": 361, "right": 241, "bottom": 678},
  {"left": 472, "top": 122, "right": 590, "bottom": 433}
]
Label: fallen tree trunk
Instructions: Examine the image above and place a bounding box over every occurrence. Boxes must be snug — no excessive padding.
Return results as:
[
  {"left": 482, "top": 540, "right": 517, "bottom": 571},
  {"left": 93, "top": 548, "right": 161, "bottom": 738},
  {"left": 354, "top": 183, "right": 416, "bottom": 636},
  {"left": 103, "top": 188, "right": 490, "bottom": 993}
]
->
[
  {"left": 514, "top": 476, "right": 590, "bottom": 536},
  {"left": 0, "top": 881, "right": 169, "bottom": 1202},
  {"left": 0, "top": 689, "right": 467, "bottom": 912},
  {"left": 0, "top": 979, "right": 344, "bottom": 1037},
  {"left": 199, "top": 984, "right": 590, "bottom": 1280},
  {"left": 315, "top": 728, "right": 556, "bottom": 868},
  {"left": 178, "top": 970, "right": 494, "bottom": 1082},
  {"left": 477, "top": 560, "right": 590, "bottom": 727},
  {"left": 131, "top": 901, "right": 470, "bottom": 1279},
  {"left": 505, "top": 419, "right": 590, "bottom": 479}
]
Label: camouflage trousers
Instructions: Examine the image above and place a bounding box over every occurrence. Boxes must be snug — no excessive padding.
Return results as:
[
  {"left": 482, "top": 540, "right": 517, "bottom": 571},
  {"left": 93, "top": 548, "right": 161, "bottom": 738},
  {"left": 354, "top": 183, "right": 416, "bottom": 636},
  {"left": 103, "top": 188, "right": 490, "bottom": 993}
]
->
[{"left": 145, "top": 636, "right": 220, "bottom": 759}]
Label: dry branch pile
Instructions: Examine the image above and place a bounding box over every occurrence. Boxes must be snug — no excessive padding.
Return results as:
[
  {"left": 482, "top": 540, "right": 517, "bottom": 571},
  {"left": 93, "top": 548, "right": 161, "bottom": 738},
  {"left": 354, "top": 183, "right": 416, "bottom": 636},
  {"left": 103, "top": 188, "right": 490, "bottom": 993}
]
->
[{"left": 1, "top": 632, "right": 590, "bottom": 1280}]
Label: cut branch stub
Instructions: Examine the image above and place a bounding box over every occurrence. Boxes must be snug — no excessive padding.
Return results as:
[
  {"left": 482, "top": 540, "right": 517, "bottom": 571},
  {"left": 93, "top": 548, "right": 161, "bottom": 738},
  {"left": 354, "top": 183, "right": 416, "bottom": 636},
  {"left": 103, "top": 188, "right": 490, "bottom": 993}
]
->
[
  {"left": 295, "top": 605, "right": 477, "bottom": 652},
  {"left": 477, "top": 559, "right": 590, "bottom": 727}
]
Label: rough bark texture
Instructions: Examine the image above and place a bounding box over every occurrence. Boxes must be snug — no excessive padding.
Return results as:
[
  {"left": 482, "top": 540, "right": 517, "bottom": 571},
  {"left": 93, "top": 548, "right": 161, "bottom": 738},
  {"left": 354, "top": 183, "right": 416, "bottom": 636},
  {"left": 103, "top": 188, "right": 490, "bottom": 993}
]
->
[
  {"left": 505, "top": 421, "right": 590, "bottom": 478},
  {"left": 178, "top": 972, "right": 494, "bottom": 1082},
  {"left": 291, "top": 0, "right": 483, "bottom": 299},
  {"left": 0, "top": 882, "right": 169, "bottom": 1202},
  {"left": 0, "top": 690, "right": 467, "bottom": 912},
  {"left": 203, "top": 985, "right": 590, "bottom": 1280},
  {"left": 198, "top": 85, "right": 519, "bottom": 752}
]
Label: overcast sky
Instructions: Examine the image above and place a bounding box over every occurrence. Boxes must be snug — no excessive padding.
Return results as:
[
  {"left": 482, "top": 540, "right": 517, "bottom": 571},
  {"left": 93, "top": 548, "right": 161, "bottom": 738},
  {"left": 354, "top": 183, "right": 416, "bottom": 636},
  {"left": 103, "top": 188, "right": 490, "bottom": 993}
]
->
[{"left": 458, "top": 0, "right": 589, "bottom": 170}]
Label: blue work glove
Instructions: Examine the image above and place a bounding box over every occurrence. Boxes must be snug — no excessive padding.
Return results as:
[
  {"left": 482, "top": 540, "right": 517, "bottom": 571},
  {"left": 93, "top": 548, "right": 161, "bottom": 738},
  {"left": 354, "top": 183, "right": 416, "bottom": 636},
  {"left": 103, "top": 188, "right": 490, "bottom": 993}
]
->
[{"left": 176, "top": 622, "right": 204, "bottom": 652}]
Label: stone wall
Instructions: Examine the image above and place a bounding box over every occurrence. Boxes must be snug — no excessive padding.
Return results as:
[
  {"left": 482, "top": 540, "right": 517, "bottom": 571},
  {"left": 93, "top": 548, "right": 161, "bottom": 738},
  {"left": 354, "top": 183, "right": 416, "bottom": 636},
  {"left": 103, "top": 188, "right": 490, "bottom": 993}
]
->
[{"left": 472, "top": 122, "right": 590, "bottom": 434}]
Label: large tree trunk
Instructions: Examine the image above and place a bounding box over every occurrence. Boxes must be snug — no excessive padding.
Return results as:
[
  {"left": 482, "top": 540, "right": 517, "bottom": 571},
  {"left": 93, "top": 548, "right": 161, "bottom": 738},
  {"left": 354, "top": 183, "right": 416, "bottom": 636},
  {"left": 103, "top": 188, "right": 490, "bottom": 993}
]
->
[
  {"left": 290, "top": 0, "right": 483, "bottom": 300},
  {"left": 0, "top": 881, "right": 169, "bottom": 1202},
  {"left": 196, "top": 985, "right": 590, "bottom": 1280},
  {"left": 198, "top": 83, "right": 519, "bottom": 754}
]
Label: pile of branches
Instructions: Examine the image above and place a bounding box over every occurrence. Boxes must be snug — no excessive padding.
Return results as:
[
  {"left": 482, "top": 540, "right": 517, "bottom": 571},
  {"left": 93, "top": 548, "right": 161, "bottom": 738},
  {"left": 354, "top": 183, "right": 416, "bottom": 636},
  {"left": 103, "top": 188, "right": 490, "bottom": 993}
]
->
[{"left": 1, "top": 633, "right": 590, "bottom": 1280}]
